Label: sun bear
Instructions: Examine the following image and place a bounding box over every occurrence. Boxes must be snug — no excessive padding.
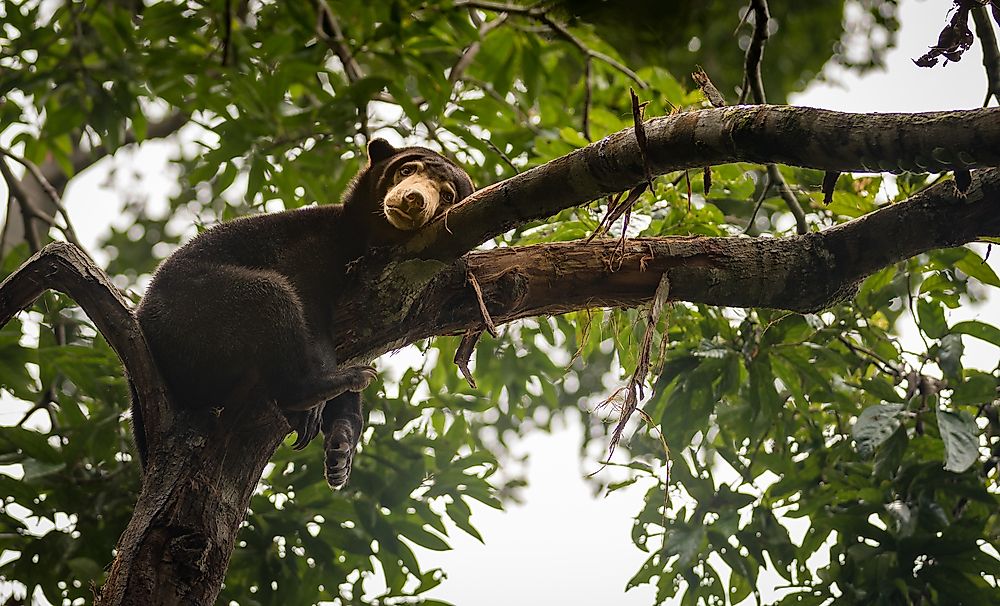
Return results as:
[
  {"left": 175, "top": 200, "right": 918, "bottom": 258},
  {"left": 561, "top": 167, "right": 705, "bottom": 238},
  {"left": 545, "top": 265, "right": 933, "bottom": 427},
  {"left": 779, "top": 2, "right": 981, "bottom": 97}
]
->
[{"left": 132, "top": 139, "right": 474, "bottom": 488}]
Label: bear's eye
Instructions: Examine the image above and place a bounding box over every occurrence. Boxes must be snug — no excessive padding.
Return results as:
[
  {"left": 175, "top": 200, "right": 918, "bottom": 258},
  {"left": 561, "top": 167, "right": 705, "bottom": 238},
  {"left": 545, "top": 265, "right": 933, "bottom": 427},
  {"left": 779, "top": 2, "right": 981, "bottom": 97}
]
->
[
  {"left": 399, "top": 165, "right": 416, "bottom": 176},
  {"left": 441, "top": 188, "right": 455, "bottom": 204}
]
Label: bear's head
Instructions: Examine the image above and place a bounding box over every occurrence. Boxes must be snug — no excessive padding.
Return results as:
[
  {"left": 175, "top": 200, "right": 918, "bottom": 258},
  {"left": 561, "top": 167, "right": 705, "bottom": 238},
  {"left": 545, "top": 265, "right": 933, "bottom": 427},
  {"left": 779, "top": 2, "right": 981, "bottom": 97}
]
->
[{"left": 345, "top": 139, "right": 474, "bottom": 239}]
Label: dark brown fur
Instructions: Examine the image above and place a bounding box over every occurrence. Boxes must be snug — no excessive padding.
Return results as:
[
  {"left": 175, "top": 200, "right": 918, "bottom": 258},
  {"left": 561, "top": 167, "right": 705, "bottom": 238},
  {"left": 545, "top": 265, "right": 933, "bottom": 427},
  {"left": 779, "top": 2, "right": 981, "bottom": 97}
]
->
[{"left": 132, "top": 140, "right": 474, "bottom": 487}]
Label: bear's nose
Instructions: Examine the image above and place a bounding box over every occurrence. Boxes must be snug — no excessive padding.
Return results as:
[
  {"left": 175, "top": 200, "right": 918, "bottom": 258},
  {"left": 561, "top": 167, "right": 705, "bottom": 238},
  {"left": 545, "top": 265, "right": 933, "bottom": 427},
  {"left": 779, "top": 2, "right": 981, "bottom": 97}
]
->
[{"left": 403, "top": 190, "right": 425, "bottom": 209}]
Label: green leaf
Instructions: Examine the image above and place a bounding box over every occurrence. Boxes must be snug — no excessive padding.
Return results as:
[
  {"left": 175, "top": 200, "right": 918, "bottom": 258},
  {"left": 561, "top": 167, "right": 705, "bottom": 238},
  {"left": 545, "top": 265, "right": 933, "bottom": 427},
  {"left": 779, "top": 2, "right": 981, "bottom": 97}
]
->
[
  {"left": 936, "top": 408, "right": 979, "bottom": 473},
  {"left": 954, "top": 250, "right": 1000, "bottom": 287},
  {"left": 0, "top": 427, "right": 61, "bottom": 463},
  {"left": 21, "top": 459, "right": 65, "bottom": 481},
  {"left": 662, "top": 522, "right": 706, "bottom": 568},
  {"left": 950, "top": 373, "right": 998, "bottom": 405},
  {"left": 396, "top": 522, "right": 451, "bottom": 552},
  {"left": 873, "top": 426, "right": 908, "bottom": 480},
  {"left": 951, "top": 320, "right": 1000, "bottom": 348},
  {"left": 937, "top": 333, "right": 964, "bottom": 379},
  {"left": 860, "top": 377, "right": 903, "bottom": 403},
  {"left": 445, "top": 498, "right": 483, "bottom": 543},
  {"left": 916, "top": 298, "right": 948, "bottom": 339},
  {"left": 852, "top": 404, "right": 904, "bottom": 458}
]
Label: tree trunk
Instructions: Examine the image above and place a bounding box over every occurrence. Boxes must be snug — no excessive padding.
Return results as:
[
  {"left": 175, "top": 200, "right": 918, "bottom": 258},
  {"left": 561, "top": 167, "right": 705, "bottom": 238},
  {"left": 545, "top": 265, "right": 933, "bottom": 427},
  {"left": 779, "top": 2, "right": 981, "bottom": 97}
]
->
[{"left": 98, "top": 401, "right": 289, "bottom": 606}]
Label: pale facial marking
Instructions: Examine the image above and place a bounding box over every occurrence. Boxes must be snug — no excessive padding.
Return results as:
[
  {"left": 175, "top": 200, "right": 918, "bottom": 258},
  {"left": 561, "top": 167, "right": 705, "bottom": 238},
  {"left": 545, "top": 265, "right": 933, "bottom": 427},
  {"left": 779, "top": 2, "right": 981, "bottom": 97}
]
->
[{"left": 383, "top": 161, "right": 459, "bottom": 230}]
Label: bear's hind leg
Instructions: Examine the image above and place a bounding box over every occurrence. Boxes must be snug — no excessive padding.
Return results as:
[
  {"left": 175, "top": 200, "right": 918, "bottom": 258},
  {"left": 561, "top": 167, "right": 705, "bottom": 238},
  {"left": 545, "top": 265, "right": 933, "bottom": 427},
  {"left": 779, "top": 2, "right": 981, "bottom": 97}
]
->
[{"left": 321, "top": 390, "right": 365, "bottom": 489}]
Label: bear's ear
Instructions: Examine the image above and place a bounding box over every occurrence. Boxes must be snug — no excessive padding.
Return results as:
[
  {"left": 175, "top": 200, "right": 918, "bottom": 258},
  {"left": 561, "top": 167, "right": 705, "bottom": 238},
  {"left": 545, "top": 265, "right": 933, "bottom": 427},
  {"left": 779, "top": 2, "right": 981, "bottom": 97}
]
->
[{"left": 367, "top": 139, "right": 397, "bottom": 164}]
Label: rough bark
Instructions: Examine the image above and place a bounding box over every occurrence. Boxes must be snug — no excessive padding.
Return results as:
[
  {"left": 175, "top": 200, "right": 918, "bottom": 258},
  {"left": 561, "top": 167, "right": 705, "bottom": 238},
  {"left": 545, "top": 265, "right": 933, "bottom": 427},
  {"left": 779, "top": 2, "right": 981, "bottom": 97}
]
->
[{"left": 0, "top": 107, "right": 998, "bottom": 604}]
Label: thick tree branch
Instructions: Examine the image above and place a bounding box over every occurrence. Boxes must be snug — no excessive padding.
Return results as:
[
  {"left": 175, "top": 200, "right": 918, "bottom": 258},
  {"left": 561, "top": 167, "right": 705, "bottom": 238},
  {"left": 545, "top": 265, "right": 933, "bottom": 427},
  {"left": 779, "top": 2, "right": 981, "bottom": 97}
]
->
[
  {"left": 332, "top": 167, "right": 1000, "bottom": 365},
  {"left": 408, "top": 105, "right": 1000, "bottom": 260}
]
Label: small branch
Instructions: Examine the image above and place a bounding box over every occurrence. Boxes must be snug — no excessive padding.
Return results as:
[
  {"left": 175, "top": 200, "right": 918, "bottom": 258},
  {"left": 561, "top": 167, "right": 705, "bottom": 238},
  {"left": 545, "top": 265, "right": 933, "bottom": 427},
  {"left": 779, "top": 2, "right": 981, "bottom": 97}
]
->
[
  {"left": 483, "top": 138, "right": 519, "bottom": 173},
  {"left": 737, "top": 0, "right": 808, "bottom": 234},
  {"left": 692, "top": 67, "right": 726, "bottom": 107},
  {"left": 609, "top": 273, "right": 670, "bottom": 455},
  {"left": 0, "top": 146, "right": 82, "bottom": 248},
  {"left": 739, "top": 0, "right": 770, "bottom": 105},
  {"left": 221, "top": 0, "right": 234, "bottom": 66},
  {"left": 454, "top": 0, "right": 647, "bottom": 89},
  {"left": 744, "top": 170, "right": 771, "bottom": 234},
  {"left": 466, "top": 270, "right": 498, "bottom": 337},
  {"left": 836, "top": 334, "right": 901, "bottom": 377},
  {"left": 972, "top": 4, "right": 1000, "bottom": 105},
  {"left": 316, "top": 2, "right": 363, "bottom": 83},
  {"left": 767, "top": 164, "right": 809, "bottom": 234},
  {"left": 448, "top": 12, "right": 508, "bottom": 86},
  {"left": 582, "top": 57, "right": 593, "bottom": 141},
  {"left": 454, "top": 329, "right": 484, "bottom": 388}
]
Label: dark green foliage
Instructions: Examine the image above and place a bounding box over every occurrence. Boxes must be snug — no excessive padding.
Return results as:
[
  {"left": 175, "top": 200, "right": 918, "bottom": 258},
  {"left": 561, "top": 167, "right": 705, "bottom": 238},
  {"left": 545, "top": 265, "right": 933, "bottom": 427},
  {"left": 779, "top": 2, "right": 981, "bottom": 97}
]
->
[{"left": 0, "top": 1, "right": 996, "bottom": 605}]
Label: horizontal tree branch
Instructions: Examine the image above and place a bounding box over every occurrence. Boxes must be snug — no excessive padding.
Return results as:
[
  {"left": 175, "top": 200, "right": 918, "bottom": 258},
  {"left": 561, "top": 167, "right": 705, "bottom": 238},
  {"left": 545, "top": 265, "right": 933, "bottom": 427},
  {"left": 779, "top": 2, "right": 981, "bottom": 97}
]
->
[
  {"left": 408, "top": 105, "right": 1000, "bottom": 260},
  {"left": 334, "top": 167, "right": 1000, "bottom": 364}
]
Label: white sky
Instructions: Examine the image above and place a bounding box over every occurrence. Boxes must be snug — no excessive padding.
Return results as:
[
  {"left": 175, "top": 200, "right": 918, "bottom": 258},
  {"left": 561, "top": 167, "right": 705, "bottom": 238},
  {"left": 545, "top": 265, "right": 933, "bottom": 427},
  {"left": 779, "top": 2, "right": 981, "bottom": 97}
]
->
[{"left": 1, "top": 0, "right": 999, "bottom": 604}]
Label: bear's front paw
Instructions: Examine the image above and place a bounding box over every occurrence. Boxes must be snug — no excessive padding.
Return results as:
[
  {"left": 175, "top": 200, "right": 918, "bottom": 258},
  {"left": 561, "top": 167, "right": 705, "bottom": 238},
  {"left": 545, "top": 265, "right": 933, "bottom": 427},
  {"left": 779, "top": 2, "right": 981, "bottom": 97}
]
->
[{"left": 342, "top": 364, "right": 378, "bottom": 392}]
